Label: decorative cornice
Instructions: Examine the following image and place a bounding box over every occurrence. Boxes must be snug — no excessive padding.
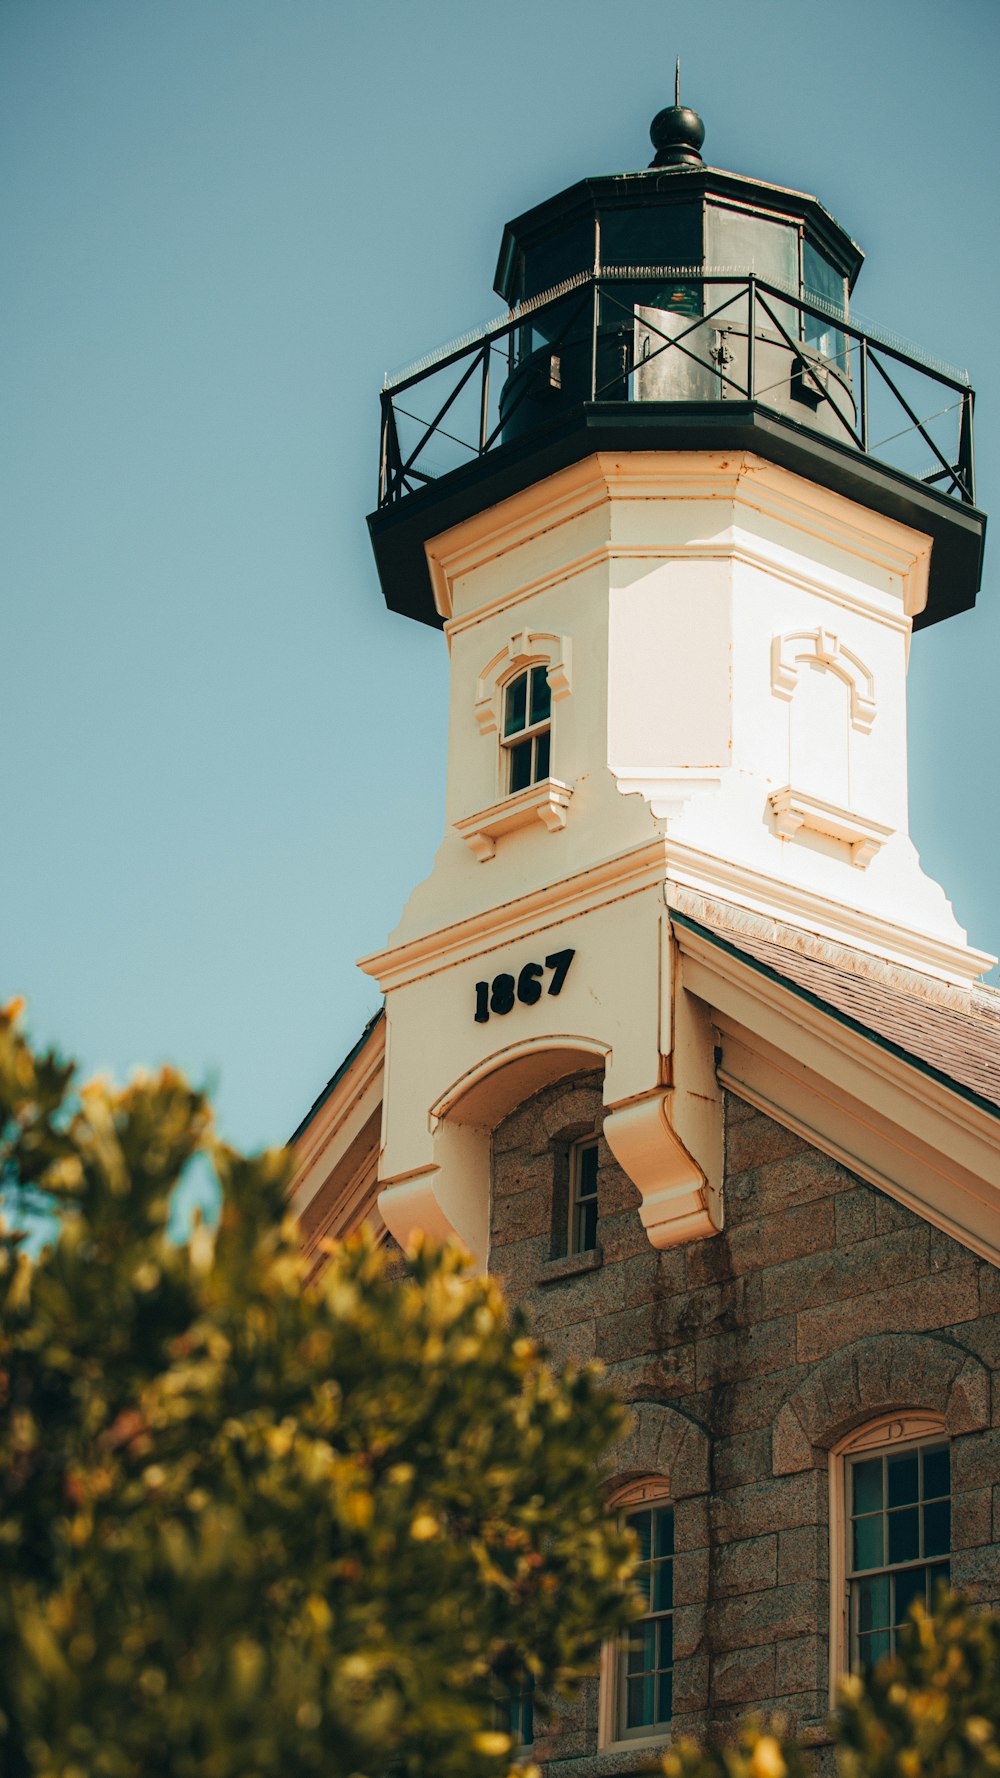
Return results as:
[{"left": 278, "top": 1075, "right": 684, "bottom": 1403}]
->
[
  {"left": 663, "top": 841, "right": 993, "bottom": 986},
  {"left": 359, "top": 836, "right": 670, "bottom": 990}
]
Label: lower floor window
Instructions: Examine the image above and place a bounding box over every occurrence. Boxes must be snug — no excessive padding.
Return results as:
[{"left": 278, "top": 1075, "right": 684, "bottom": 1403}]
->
[
  {"left": 618, "top": 1499, "right": 674, "bottom": 1737},
  {"left": 494, "top": 1671, "right": 534, "bottom": 1750},
  {"left": 846, "top": 1435, "right": 950, "bottom": 1672}
]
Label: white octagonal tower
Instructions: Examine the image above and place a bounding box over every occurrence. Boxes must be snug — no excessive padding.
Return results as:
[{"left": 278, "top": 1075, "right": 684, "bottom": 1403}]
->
[{"left": 360, "top": 97, "right": 990, "bottom": 1269}]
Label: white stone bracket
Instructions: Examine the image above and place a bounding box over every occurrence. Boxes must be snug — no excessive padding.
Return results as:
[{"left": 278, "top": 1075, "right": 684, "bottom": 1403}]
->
[
  {"left": 603, "top": 1089, "right": 720, "bottom": 1248},
  {"left": 769, "top": 785, "right": 894, "bottom": 869}
]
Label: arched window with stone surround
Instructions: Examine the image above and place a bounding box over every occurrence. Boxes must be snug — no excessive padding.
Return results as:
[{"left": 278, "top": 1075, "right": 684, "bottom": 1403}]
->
[{"left": 830, "top": 1414, "right": 951, "bottom": 1680}]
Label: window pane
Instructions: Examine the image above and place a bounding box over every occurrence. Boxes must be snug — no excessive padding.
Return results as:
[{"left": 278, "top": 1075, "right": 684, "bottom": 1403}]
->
[
  {"left": 577, "top": 1142, "right": 599, "bottom": 1199},
  {"left": 579, "top": 1196, "right": 598, "bottom": 1253},
  {"left": 654, "top": 1508, "right": 674, "bottom": 1559},
  {"left": 599, "top": 202, "right": 702, "bottom": 268},
  {"left": 631, "top": 1510, "right": 652, "bottom": 1565},
  {"left": 888, "top": 1453, "right": 919, "bottom": 1507},
  {"left": 654, "top": 1558, "right": 673, "bottom": 1613},
  {"left": 923, "top": 1498, "right": 950, "bottom": 1559},
  {"left": 533, "top": 727, "right": 551, "bottom": 782},
  {"left": 657, "top": 1669, "right": 673, "bottom": 1725},
  {"left": 853, "top": 1457, "right": 883, "bottom": 1515},
  {"left": 922, "top": 1445, "right": 950, "bottom": 1499},
  {"left": 928, "top": 1560, "right": 950, "bottom": 1603},
  {"left": 893, "top": 1565, "right": 926, "bottom": 1627},
  {"left": 627, "top": 1675, "right": 654, "bottom": 1728},
  {"left": 858, "top": 1628, "right": 891, "bottom": 1672},
  {"left": 504, "top": 673, "right": 527, "bottom": 737},
  {"left": 627, "top": 1620, "right": 655, "bottom": 1675},
  {"left": 657, "top": 1616, "right": 673, "bottom": 1670},
  {"left": 857, "top": 1574, "right": 890, "bottom": 1633},
  {"left": 888, "top": 1506, "right": 920, "bottom": 1566},
  {"left": 529, "top": 665, "right": 551, "bottom": 725},
  {"left": 509, "top": 738, "right": 532, "bottom": 793},
  {"left": 853, "top": 1514, "right": 884, "bottom": 1572}
]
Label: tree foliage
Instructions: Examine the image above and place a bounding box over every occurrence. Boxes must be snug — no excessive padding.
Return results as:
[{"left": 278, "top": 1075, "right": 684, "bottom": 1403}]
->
[
  {"left": 656, "top": 1595, "right": 1000, "bottom": 1778},
  {"left": 0, "top": 1002, "right": 637, "bottom": 1778}
]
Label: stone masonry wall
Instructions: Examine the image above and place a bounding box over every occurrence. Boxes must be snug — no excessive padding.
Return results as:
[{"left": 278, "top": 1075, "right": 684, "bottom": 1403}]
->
[{"left": 488, "top": 1071, "right": 1000, "bottom": 1777}]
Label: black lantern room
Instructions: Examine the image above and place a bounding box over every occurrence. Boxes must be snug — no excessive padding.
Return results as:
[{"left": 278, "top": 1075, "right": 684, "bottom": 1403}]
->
[{"left": 369, "top": 100, "right": 983, "bottom": 631}]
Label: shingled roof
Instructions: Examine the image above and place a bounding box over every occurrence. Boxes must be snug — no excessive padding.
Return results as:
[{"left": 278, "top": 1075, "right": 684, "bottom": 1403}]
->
[{"left": 668, "top": 896, "right": 1000, "bottom": 1118}]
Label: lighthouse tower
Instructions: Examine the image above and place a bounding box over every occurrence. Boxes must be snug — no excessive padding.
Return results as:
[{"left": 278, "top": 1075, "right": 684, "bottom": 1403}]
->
[
  {"left": 359, "top": 96, "right": 989, "bottom": 1266},
  {"left": 291, "top": 96, "right": 1000, "bottom": 1752}
]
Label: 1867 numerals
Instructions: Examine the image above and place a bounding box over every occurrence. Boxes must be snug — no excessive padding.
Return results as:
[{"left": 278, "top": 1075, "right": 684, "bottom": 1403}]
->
[{"left": 474, "top": 949, "right": 575, "bottom": 1023}]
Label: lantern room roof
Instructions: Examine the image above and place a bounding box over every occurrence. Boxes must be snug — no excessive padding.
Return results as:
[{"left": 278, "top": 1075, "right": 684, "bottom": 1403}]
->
[{"left": 494, "top": 160, "right": 865, "bottom": 305}]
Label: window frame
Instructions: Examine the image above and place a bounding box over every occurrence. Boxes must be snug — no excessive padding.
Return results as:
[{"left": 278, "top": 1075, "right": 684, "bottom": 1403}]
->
[
  {"left": 599, "top": 1480, "right": 675, "bottom": 1751},
  {"left": 499, "top": 663, "right": 553, "bottom": 798},
  {"left": 567, "top": 1135, "right": 600, "bottom": 1256},
  {"left": 828, "top": 1412, "right": 949, "bottom": 1704}
]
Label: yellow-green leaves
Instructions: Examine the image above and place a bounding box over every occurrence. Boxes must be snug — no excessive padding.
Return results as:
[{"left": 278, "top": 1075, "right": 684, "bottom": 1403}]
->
[{"left": 0, "top": 1005, "right": 636, "bottom": 1778}]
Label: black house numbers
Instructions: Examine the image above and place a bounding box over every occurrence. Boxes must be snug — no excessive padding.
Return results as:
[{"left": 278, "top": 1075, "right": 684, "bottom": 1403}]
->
[{"left": 473, "top": 948, "right": 575, "bottom": 1023}]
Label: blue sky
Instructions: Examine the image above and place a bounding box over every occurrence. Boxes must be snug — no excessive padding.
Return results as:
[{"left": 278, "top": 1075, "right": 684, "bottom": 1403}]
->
[{"left": 3, "top": 0, "right": 999, "bottom": 1168}]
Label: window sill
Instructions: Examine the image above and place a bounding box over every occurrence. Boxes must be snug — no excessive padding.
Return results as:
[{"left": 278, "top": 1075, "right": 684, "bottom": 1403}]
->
[
  {"left": 455, "top": 778, "right": 574, "bottom": 862},
  {"left": 536, "top": 1247, "right": 603, "bottom": 1286},
  {"left": 768, "top": 785, "right": 894, "bottom": 869}
]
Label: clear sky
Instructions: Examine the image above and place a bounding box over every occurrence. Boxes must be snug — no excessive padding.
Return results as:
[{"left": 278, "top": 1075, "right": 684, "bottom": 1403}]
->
[{"left": 3, "top": 0, "right": 999, "bottom": 1171}]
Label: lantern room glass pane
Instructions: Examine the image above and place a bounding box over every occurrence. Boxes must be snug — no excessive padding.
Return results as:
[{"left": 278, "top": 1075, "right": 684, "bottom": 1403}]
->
[
  {"left": 705, "top": 205, "right": 797, "bottom": 288},
  {"left": 522, "top": 216, "right": 596, "bottom": 299},
  {"left": 802, "top": 239, "right": 847, "bottom": 364},
  {"left": 599, "top": 202, "right": 702, "bottom": 269}
]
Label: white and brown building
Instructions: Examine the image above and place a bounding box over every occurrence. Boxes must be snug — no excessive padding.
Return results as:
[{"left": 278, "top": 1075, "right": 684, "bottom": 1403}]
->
[{"left": 289, "top": 97, "right": 1000, "bottom": 1769}]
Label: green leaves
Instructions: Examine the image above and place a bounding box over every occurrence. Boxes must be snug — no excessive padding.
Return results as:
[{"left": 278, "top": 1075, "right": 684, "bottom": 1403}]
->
[{"left": 0, "top": 1002, "right": 637, "bottom": 1778}]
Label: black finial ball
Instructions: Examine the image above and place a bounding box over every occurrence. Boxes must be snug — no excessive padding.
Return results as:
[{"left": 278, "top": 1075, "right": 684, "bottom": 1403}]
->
[{"left": 649, "top": 104, "right": 706, "bottom": 169}]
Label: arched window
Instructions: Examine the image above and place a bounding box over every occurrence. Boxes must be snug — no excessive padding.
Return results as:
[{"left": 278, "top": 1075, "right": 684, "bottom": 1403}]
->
[
  {"left": 831, "top": 1415, "right": 950, "bottom": 1683},
  {"left": 601, "top": 1481, "right": 675, "bottom": 1745},
  {"left": 502, "top": 665, "right": 551, "bottom": 794}
]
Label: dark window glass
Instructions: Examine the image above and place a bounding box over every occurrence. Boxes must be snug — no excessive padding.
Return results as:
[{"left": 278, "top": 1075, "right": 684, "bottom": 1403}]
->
[
  {"left": 888, "top": 1506, "right": 920, "bottom": 1566},
  {"left": 853, "top": 1458, "right": 883, "bottom": 1515},
  {"left": 888, "top": 1452, "right": 919, "bottom": 1507},
  {"left": 529, "top": 664, "right": 551, "bottom": 725},
  {"left": 504, "top": 672, "right": 527, "bottom": 737},
  {"left": 522, "top": 217, "right": 596, "bottom": 299},
  {"left": 509, "top": 738, "right": 533, "bottom": 793},
  {"left": 923, "top": 1498, "right": 950, "bottom": 1558},
  {"left": 621, "top": 1502, "right": 674, "bottom": 1736},
  {"left": 501, "top": 666, "right": 552, "bottom": 796},
  {"left": 848, "top": 1439, "right": 951, "bottom": 1674},
  {"left": 570, "top": 1139, "right": 599, "bottom": 1254},
  {"left": 599, "top": 203, "right": 702, "bottom": 269},
  {"left": 802, "top": 238, "right": 847, "bottom": 365},
  {"left": 922, "top": 1445, "right": 950, "bottom": 1499}
]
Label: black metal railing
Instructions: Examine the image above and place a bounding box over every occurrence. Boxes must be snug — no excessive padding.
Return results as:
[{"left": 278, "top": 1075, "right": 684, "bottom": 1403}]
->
[{"left": 377, "top": 270, "right": 975, "bottom": 512}]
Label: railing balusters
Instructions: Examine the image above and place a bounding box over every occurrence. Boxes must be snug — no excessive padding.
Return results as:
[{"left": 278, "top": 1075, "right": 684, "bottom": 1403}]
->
[
  {"left": 375, "top": 271, "right": 975, "bottom": 512},
  {"left": 479, "top": 345, "right": 490, "bottom": 456},
  {"left": 746, "top": 275, "right": 755, "bottom": 401}
]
